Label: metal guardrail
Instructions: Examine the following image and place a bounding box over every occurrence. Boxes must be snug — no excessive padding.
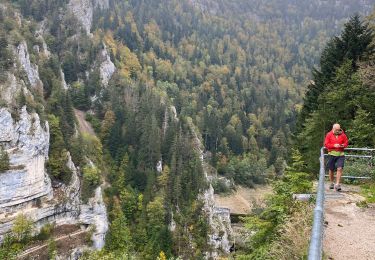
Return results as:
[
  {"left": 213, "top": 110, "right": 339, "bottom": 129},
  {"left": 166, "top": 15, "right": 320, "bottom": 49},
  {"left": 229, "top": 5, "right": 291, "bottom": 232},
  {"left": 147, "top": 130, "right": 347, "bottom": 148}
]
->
[
  {"left": 308, "top": 147, "right": 374, "bottom": 260},
  {"left": 308, "top": 147, "right": 326, "bottom": 260},
  {"left": 324, "top": 148, "right": 375, "bottom": 179}
]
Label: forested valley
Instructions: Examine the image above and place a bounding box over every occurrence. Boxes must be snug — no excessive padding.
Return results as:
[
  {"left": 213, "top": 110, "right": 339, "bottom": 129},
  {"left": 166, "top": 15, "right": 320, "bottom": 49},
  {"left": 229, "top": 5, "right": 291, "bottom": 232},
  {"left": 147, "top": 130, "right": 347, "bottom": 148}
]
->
[{"left": 0, "top": 0, "right": 375, "bottom": 259}]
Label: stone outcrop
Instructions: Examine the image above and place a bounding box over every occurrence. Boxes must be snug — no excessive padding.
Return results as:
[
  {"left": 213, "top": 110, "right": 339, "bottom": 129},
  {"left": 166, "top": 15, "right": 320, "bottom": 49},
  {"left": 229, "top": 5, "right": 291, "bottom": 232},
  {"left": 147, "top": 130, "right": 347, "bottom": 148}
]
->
[
  {"left": 60, "top": 69, "right": 69, "bottom": 90},
  {"left": 201, "top": 182, "right": 232, "bottom": 257},
  {"left": 79, "top": 187, "right": 108, "bottom": 249},
  {"left": 35, "top": 20, "right": 51, "bottom": 57},
  {"left": 68, "top": 0, "right": 93, "bottom": 34},
  {"left": 0, "top": 107, "right": 51, "bottom": 208},
  {"left": 99, "top": 45, "right": 116, "bottom": 87},
  {"left": 16, "top": 41, "right": 43, "bottom": 88},
  {"left": 68, "top": 0, "right": 109, "bottom": 34},
  {"left": 189, "top": 121, "right": 232, "bottom": 257},
  {"left": 0, "top": 74, "right": 21, "bottom": 106},
  {"left": 0, "top": 106, "right": 52, "bottom": 240},
  {"left": 0, "top": 108, "right": 108, "bottom": 250},
  {"left": 0, "top": 1, "right": 111, "bottom": 251}
]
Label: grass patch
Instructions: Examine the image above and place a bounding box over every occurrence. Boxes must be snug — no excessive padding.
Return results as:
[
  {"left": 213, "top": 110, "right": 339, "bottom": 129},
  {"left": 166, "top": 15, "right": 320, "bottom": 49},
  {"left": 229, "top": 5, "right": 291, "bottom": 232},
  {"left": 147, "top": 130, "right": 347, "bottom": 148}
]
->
[
  {"left": 361, "top": 183, "right": 375, "bottom": 203},
  {"left": 356, "top": 200, "right": 368, "bottom": 208}
]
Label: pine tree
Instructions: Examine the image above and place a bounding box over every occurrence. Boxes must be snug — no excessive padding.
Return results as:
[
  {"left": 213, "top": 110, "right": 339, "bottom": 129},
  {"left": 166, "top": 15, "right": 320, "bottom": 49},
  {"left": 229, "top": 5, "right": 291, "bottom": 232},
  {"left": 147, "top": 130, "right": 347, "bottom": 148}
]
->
[
  {"left": 339, "top": 15, "right": 374, "bottom": 63},
  {"left": 100, "top": 109, "right": 116, "bottom": 142},
  {"left": 47, "top": 115, "right": 71, "bottom": 183},
  {"left": 105, "top": 202, "right": 133, "bottom": 254},
  {"left": 299, "top": 15, "right": 374, "bottom": 132},
  {"left": 298, "top": 15, "right": 375, "bottom": 171},
  {"left": 347, "top": 109, "right": 375, "bottom": 147}
]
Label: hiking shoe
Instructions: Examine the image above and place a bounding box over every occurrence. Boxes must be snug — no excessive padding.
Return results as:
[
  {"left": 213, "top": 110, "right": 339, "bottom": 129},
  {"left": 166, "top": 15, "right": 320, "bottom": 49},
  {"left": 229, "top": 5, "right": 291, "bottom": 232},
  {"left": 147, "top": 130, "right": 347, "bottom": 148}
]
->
[
  {"left": 335, "top": 184, "right": 342, "bottom": 192},
  {"left": 329, "top": 183, "right": 335, "bottom": 189}
]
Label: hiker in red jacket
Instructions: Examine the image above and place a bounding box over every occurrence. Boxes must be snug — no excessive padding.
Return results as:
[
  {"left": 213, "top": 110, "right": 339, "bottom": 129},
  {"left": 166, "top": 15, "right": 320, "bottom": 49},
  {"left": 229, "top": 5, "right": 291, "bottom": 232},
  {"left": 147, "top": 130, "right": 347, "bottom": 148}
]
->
[{"left": 324, "top": 123, "right": 349, "bottom": 191}]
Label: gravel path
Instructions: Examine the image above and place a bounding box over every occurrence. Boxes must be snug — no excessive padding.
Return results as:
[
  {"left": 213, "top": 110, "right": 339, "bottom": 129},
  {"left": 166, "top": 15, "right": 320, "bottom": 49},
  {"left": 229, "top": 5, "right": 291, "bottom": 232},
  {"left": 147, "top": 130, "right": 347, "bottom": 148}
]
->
[
  {"left": 18, "top": 229, "right": 86, "bottom": 259},
  {"left": 323, "top": 183, "right": 375, "bottom": 260}
]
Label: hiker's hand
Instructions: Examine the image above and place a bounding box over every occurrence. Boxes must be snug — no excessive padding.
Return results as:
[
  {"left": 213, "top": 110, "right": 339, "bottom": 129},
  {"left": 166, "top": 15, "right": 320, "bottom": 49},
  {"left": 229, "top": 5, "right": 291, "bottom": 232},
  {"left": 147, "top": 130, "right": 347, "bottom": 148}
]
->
[{"left": 334, "top": 144, "right": 340, "bottom": 148}]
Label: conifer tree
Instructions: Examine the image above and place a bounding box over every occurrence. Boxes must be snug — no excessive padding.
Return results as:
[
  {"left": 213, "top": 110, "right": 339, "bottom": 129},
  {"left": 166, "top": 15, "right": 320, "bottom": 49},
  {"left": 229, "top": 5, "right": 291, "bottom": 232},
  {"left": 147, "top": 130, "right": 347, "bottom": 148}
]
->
[{"left": 0, "top": 147, "right": 10, "bottom": 172}]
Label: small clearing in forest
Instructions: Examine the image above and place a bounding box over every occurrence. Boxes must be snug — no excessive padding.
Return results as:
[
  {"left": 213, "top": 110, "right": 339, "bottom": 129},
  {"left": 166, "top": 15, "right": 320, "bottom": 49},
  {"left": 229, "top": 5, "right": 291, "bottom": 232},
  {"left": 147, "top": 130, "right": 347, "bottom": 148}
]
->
[{"left": 214, "top": 185, "right": 272, "bottom": 214}]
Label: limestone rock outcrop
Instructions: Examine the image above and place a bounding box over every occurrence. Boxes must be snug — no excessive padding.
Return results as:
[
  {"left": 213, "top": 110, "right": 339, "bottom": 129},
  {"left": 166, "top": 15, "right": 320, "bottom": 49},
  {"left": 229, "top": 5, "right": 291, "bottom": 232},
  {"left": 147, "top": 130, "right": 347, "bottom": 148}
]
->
[
  {"left": 0, "top": 106, "right": 51, "bottom": 208},
  {"left": 16, "top": 41, "right": 43, "bottom": 88},
  {"left": 0, "top": 108, "right": 108, "bottom": 250},
  {"left": 189, "top": 122, "right": 232, "bottom": 257},
  {"left": 68, "top": 0, "right": 109, "bottom": 34},
  {"left": 201, "top": 185, "right": 232, "bottom": 257},
  {"left": 99, "top": 45, "right": 116, "bottom": 87},
  {"left": 79, "top": 187, "right": 108, "bottom": 249},
  {"left": 0, "top": 74, "right": 21, "bottom": 105}
]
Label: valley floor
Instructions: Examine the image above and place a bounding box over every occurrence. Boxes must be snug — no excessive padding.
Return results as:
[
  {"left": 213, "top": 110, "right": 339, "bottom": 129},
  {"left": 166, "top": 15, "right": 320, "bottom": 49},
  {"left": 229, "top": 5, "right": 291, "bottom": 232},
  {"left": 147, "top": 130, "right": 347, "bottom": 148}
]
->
[{"left": 214, "top": 185, "right": 272, "bottom": 215}]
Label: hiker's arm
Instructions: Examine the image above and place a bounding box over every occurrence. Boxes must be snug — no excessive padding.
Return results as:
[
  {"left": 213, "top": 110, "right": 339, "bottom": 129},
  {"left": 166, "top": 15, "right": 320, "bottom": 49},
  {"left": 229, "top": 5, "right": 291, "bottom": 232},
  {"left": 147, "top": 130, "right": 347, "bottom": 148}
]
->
[
  {"left": 324, "top": 134, "right": 335, "bottom": 149},
  {"left": 342, "top": 134, "right": 348, "bottom": 148}
]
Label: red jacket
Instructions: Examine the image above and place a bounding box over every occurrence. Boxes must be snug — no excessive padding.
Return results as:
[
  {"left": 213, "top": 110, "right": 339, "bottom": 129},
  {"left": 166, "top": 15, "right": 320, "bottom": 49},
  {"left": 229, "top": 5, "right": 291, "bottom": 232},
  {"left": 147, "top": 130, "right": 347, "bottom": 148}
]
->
[{"left": 324, "top": 130, "right": 349, "bottom": 152}]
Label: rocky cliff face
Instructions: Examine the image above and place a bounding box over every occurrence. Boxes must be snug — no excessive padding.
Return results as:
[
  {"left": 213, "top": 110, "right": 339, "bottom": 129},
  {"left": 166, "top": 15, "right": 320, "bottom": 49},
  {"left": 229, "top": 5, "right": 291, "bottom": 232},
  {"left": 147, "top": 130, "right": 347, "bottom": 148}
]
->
[
  {"left": 0, "top": 73, "right": 22, "bottom": 107},
  {"left": 0, "top": 28, "right": 108, "bottom": 249},
  {"left": 0, "top": 110, "right": 108, "bottom": 248},
  {"left": 0, "top": 107, "right": 51, "bottom": 209},
  {"left": 79, "top": 186, "right": 108, "bottom": 249},
  {"left": 68, "top": 0, "right": 109, "bottom": 34},
  {"left": 200, "top": 170, "right": 232, "bottom": 258},
  {"left": 201, "top": 186, "right": 232, "bottom": 257},
  {"left": 99, "top": 45, "right": 116, "bottom": 87},
  {"left": 16, "top": 41, "right": 43, "bottom": 88},
  {"left": 68, "top": 0, "right": 93, "bottom": 34},
  {"left": 189, "top": 122, "right": 232, "bottom": 257}
]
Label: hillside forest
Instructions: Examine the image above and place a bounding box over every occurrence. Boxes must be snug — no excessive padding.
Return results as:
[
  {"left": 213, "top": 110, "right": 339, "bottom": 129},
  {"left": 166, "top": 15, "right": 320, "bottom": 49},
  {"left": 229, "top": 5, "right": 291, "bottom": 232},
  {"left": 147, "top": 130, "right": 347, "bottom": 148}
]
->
[{"left": 0, "top": 0, "right": 375, "bottom": 259}]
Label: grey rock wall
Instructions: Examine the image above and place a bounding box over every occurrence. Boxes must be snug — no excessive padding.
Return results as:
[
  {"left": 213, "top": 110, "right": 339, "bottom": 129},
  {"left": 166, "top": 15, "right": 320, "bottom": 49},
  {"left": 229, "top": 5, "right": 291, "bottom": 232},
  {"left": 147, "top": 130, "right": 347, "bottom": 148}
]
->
[
  {"left": 16, "top": 42, "right": 43, "bottom": 88},
  {"left": 0, "top": 108, "right": 108, "bottom": 250},
  {"left": 68, "top": 0, "right": 109, "bottom": 34},
  {"left": 99, "top": 45, "right": 116, "bottom": 87},
  {"left": 0, "top": 107, "right": 51, "bottom": 209}
]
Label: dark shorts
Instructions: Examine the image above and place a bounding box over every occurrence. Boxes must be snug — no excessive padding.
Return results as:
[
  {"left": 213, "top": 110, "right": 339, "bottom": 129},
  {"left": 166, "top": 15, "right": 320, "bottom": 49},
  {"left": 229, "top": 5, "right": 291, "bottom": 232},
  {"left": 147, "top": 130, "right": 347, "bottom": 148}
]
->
[{"left": 327, "top": 155, "right": 345, "bottom": 171}]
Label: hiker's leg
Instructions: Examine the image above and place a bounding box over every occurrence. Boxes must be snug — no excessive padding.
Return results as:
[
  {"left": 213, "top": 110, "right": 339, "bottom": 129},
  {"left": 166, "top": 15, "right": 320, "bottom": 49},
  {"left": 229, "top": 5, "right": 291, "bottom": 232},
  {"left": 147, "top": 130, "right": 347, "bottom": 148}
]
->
[
  {"left": 329, "top": 169, "right": 334, "bottom": 182},
  {"left": 336, "top": 156, "right": 345, "bottom": 185},
  {"left": 327, "top": 155, "right": 335, "bottom": 182},
  {"left": 336, "top": 167, "right": 343, "bottom": 185}
]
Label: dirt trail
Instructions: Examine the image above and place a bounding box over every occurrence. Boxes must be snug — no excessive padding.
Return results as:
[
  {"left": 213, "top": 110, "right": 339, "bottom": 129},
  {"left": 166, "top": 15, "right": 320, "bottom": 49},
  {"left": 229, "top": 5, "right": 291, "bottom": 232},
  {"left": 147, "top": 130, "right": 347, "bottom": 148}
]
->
[
  {"left": 74, "top": 109, "right": 95, "bottom": 136},
  {"left": 323, "top": 183, "right": 375, "bottom": 260},
  {"left": 18, "top": 229, "right": 86, "bottom": 259},
  {"left": 74, "top": 109, "right": 110, "bottom": 189}
]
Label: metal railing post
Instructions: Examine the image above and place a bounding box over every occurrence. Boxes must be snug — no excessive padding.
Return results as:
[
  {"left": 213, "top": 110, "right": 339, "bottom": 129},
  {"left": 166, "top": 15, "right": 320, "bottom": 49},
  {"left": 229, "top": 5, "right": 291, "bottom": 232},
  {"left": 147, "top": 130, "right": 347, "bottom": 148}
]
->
[{"left": 308, "top": 147, "right": 326, "bottom": 260}]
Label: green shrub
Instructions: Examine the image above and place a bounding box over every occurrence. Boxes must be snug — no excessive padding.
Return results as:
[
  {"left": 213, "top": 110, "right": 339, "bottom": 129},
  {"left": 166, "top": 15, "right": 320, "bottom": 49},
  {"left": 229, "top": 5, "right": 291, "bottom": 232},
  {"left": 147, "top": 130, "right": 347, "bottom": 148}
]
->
[
  {"left": 47, "top": 238, "right": 57, "bottom": 259},
  {"left": 212, "top": 178, "right": 232, "bottom": 194},
  {"left": 81, "top": 165, "right": 101, "bottom": 202},
  {"left": 85, "top": 113, "right": 101, "bottom": 134},
  {"left": 238, "top": 156, "right": 313, "bottom": 258},
  {"left": 37, "top": 223, "right": 54, "bottom": 241},
  {"left": 12, "top": 214, "right": 33, "bottom": 244},
  {"left": 0, "top": 147, "right": 10, "bottom": 172},
  {"left": 0, "top": 234, "right": 21, "bottom": 259},
  {"left": 69, "top": 137, "right": 85, "bottom": 167}
]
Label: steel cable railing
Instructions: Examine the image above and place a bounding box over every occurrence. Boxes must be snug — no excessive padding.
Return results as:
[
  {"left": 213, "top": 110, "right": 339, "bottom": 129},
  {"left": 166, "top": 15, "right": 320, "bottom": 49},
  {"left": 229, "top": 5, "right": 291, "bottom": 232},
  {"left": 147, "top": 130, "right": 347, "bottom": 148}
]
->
[{"left": 308, "top": 147, "right": 374, "bottom": 260}]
